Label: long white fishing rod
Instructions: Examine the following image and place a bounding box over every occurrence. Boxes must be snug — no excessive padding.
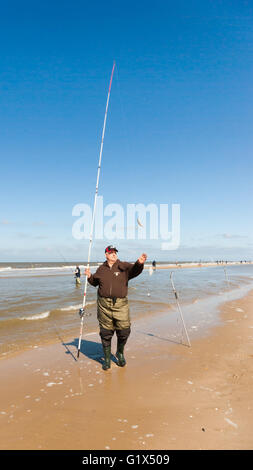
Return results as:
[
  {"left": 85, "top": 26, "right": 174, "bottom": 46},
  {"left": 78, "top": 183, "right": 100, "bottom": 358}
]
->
[
  {"left": 170, "top": 271, "right": 191, "bottom": 348},
  {"left": 77, "top": 62, "right": 116, "bottom": 358}
]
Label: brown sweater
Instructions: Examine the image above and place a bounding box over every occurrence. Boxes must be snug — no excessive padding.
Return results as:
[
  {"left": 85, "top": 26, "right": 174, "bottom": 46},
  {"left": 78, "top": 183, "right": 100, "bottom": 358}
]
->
[{"left": 88, "top": 259, "right": 144, "bottom": 298}]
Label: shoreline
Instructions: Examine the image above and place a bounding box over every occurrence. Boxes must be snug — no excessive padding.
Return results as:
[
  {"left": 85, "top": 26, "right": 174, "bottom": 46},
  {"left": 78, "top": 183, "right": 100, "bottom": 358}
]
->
[
  {"left": 1, "top": 278, "right": 251, "bottom": 363},
  {"left": 1, "top": 261, "right": 252, "bottom": 278},
  {"left": 0, "top": 288, "right": 253, "bottom": 449}
]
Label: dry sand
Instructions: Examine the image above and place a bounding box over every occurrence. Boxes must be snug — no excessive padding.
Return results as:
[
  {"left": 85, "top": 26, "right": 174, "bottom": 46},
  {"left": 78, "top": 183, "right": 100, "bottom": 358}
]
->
[{"left": 0, "top": 290, "right": 253, "bottom": 450}]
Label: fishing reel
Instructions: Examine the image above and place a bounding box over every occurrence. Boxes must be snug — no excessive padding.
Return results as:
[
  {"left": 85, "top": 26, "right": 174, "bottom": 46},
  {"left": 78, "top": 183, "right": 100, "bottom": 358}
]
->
[
  {"left": 78, "top": 307, "right": 91, "bottom": 318},
  {"left": 79, "top": 308, "right": 84, "bottom": 318}
]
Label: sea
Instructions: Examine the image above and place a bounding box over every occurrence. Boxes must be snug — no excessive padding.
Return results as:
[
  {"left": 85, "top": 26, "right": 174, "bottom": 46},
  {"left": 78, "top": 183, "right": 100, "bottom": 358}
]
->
[{"left": 1, "top": 261, "right": 253, "bottom": 359}]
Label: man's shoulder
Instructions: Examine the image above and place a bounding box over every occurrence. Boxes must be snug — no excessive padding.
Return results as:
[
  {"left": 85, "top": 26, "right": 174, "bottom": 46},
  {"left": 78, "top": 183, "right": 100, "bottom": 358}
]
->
[
  {"left": 93, "top": 262, "right": 106, "bottom": 274},
  {"left": 97, "top": 261, "right": 107, "bottom": 270},
  {"left": 118, "top": 260, "right": 132, "bottom": 271}
]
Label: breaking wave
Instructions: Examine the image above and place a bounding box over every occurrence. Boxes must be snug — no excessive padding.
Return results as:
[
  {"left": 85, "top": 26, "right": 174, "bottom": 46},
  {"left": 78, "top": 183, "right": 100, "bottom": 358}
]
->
[
  {"left": 59, "top": 301, "right": 96, "bottom": 311},
  {"left": 17, "top": 301, "right": 96, "bottom": 322},
  {"left": 20, "top": 311, "right": 50, "bottom": 321}
]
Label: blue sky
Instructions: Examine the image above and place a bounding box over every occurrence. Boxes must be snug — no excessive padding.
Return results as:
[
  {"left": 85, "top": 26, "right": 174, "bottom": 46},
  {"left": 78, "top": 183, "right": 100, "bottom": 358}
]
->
[{"left": 0, "top": 0, "right": 252, "bottom": 262}]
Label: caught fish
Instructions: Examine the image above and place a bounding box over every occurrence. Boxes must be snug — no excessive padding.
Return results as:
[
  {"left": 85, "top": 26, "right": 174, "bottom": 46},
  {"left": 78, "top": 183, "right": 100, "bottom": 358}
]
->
[{"left": 137, "top": 218, "right": 144, "bottom": 227}]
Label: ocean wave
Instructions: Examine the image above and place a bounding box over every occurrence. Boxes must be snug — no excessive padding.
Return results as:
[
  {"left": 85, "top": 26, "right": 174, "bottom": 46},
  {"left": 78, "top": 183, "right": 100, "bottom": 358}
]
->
[
  {"left": 9, "top": 266, "right": 76, "bottom": 272},
  {"left": 19, "top": 311, "right": 50, "bottom": 321},
  {"left": 59, "top": 304, "right": 82, "bottom": 311},
  {"left": 17, "top": 301, "right": 96, "bottom": 321},
  {"left": 0, "top": 264, "right": 100, "bottom": 277},
  {"left": 4, "top": 264, "right": 99, "bottom": 271},
  {"left": 59, "top": 301, "right": 96, "bottom": 311}
]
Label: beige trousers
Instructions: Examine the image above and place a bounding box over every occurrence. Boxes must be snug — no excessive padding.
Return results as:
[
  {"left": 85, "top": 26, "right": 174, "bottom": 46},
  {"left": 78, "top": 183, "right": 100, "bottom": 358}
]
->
[{"left": 97, "top": 295, "right": 131, "bottom": 330}]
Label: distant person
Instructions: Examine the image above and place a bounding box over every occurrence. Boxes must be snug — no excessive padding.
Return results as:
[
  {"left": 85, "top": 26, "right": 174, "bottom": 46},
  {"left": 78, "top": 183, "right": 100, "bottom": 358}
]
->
[
  {"left": 85, "top": 245, "right": 147, "bottom": 370},
  {"left": 75, "top": 266, "right": 81, "bottom": 284},
  {"left": 152, "top": 260, "right": 156, "bottom": 271}
]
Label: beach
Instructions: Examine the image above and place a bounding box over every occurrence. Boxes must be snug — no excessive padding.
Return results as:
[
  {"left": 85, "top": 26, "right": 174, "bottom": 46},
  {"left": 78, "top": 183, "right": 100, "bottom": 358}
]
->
[
  {"left": 1, "top": 261, "right": 252, "bottom": 360},
  {"left": 0, "top": 284, "right": 252, "bottom": 450}
]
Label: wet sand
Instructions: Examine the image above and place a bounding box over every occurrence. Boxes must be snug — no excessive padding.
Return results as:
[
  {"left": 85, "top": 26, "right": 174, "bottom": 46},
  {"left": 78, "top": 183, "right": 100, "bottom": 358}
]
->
[{"left": 0, "top": 290, "right": 253, "bottom": 450}]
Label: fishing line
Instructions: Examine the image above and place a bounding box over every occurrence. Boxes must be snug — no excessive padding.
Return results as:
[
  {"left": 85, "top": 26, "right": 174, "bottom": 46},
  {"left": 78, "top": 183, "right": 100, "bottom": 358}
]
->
[
  {"left": 55, "top": 248, "right": 77, "bottom": 278},
  {"left": 147, "top": 265, "right": 153, "bottom": 296},
  {"left": 114, "top": 65, "right": 133, "bottom": 162},
  {"left": 170, "top": 271, "right": 191, "bottom": 348}
]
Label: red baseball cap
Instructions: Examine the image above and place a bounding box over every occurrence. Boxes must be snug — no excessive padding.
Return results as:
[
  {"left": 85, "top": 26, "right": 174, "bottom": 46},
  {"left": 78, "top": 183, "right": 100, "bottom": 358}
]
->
[{"left": 105, "top": 245, "right": 118, "bottom": 253}]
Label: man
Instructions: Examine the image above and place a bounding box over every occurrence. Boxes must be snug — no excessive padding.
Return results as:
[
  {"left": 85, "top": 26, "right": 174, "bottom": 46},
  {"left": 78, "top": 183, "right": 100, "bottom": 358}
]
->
[
  {"left": 85, "top": 246, "right": 147, "bottom": 370},
  {"left": 75, "top": 266, "right": 81, "bottom": 285}
]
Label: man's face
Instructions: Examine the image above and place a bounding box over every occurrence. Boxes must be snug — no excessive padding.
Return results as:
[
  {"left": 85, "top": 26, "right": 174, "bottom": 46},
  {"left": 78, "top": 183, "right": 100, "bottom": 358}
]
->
[{"left": 105, "top": 250, "right": 118, "bottom": 263}]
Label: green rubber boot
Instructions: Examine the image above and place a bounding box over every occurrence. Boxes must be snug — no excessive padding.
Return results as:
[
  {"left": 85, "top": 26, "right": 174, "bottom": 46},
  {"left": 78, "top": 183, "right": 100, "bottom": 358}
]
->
[
  {"left": 102, "top": 345, "right": 111, "bottom": 371},
  {"left": 116, "top": 342, "right": 126, "bottom": 367}
]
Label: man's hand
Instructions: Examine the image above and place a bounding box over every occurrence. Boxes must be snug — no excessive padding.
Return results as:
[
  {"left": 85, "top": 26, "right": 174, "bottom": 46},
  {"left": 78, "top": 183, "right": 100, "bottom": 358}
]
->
[
  {"left": 138, "top": 253, "right": 147, "bottom": 264},
  {"left": 85, "top": 268, "right": 91, "bottom": 278}
]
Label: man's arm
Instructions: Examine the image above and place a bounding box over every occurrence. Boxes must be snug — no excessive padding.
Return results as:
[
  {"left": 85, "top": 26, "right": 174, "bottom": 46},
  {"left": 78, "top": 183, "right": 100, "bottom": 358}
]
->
[
  {"left": 85, "top": 267, "right": 100, "bottom": 287},
  {"left": 127, "top": 253, "right": 147, "bottom": 280}
]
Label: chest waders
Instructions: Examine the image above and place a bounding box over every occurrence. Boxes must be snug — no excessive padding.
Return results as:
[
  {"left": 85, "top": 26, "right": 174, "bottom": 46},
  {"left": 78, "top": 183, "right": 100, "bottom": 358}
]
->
[{"left": 98, "top": 296, "right": 131, "bottom": 370}]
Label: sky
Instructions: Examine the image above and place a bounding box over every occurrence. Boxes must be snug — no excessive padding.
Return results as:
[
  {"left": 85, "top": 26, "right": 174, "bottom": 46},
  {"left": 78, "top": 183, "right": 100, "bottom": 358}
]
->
[{"left": 0, "top": 0, "right": 253, "bottom": 262}]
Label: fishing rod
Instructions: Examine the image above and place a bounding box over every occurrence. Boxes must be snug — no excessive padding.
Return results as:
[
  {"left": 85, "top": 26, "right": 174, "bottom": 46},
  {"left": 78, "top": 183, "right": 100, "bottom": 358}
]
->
[
  {"left": 170, "top": 271, "right": 191, "bottom": 348},
  {"left": 224, "top": 266, "right": 230, "bottom": 289},
  {"left": 77, "top": 62, "right": 116, "bottom": 359},
  {"left": 56, "top": 248, "right": 74, "bottom": 272},
  {"left": 56, "top": 248, "right": 82, "bottom": 286}
]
